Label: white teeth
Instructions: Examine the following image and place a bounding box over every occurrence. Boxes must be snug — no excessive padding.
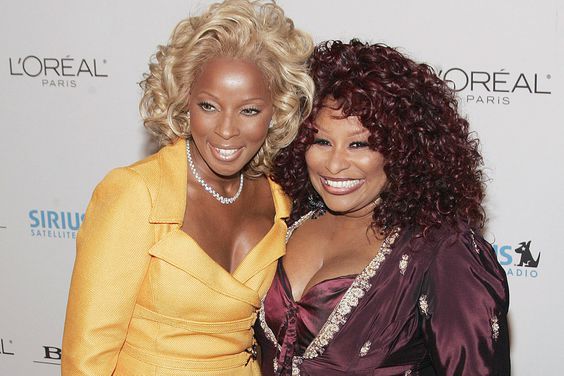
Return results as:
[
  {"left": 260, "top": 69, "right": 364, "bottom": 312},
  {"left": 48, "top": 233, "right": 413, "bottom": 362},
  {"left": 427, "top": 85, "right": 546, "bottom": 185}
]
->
[
  {"left": 215, "top": 147, "right": 238, "bottom": 158},
  {"left": 323, "top": 178, "right": 361, "bottom": 188}
]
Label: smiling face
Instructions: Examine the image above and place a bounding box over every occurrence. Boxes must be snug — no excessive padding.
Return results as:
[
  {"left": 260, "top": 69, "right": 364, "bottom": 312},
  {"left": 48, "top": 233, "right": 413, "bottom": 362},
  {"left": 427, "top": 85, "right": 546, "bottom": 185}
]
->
[
  {"left": 187, "top": 57, "right": 273, "bottom": 178},
  {"left": 305, "top": 102, "right": 387, "bottom": 216}
]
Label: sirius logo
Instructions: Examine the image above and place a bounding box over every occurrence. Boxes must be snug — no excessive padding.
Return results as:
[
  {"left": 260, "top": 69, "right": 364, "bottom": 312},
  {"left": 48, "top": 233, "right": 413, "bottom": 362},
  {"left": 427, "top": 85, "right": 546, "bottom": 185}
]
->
[
  {"left": 437, "top": 67, "right": 551, "bottom": 105},
  {"left": 8, "top": 55, "right": 108, "bottom": 88},
  {"left": 493, "top": 240, "right": 541, "bottom": 278},
  {"left": 29, "top": 209, "right": 84, "bottom": 239}
]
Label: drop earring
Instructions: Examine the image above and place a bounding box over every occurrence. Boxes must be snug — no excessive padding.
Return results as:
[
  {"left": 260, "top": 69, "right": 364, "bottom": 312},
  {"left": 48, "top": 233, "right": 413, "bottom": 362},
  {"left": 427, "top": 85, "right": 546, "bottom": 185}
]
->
[
  {"left": 307, "top": 190, "right": 326, "bottom": 215},
  {"left": 373, "top": 197, "right": 382, "bottom": 207}
]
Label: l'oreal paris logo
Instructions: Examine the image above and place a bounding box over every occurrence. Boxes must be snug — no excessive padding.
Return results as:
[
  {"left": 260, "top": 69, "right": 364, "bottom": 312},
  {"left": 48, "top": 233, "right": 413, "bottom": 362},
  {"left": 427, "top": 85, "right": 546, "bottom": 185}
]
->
[
  {"left": 8, "top": 55, "right": 108, "bottom": 88},
  {"left": 0, "top": 338, "right": 15, "bottom": 356},
  {"left": 436, "top": 67, "right": 552, "bottom": 105}
]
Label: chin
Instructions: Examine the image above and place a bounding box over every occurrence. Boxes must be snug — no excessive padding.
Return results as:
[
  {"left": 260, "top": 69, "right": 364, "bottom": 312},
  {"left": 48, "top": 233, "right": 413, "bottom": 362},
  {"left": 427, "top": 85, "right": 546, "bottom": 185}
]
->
[
  {"left": 324, "top": 201, "right": 358, "bottom": 214},
  {"left": 212, "top": 166, "right": 246, "bottom": 179},
  {"left": 205, "top": 157, "right": 249, "bottom": 178},
  {"left": 323, "top": 197, "right": 375, "bottom": 216}
]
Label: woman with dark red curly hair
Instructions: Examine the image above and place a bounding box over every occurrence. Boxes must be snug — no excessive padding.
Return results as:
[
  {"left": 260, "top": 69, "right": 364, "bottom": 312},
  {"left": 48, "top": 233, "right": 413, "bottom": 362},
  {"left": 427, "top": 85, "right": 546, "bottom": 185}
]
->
[{"left": 255, "top": 40, "right": 510, "bottom": 375}]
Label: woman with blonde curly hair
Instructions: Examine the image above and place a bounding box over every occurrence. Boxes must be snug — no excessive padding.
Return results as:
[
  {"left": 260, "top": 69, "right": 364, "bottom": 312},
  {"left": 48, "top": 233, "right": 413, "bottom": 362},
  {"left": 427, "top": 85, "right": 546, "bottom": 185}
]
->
[{"left": 61, "top": 1, "right": 314, "bottom": 375}]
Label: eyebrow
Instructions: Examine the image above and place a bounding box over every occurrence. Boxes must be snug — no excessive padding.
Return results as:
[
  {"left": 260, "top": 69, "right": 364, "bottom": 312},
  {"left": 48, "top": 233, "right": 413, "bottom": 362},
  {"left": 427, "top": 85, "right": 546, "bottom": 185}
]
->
[
  {"left": 195, "top": 91, "right": 269, "bottom": 103},
  {"left": 314, "top": 125, "right": 370, "bottom": 137},
  {"left": 349, "top": 127, "right": 369, "bottom": 136},
  {"left": 240, "top": 97, "right": 269, "bottom": 103},
  {"left": 195, "top": 91, "right": 220, "bottom": 100}
]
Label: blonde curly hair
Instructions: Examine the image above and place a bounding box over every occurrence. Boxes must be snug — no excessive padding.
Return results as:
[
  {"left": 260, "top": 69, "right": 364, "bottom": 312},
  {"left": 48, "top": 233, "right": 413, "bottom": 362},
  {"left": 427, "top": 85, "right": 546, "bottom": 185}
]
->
[{"left": 140, "top": 0, "right": 314, "bottom": 176}]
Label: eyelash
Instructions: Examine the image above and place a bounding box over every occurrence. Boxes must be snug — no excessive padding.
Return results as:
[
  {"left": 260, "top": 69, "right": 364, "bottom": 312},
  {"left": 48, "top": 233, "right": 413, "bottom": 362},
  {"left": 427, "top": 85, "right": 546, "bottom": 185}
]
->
[
  {"left": 350, "top": 141, "right": 370, "bottom": 148},
  {"left": 241, "top": 107, "right": 261, "bottom": 116},
  {"left": 313, "top": 138, "right": 330, "bottom": 146},
  {"left": 197, "top": 102, "right": 261, "bottom": 116},
  {"left": 312, "top": 138, "right": 370, "bottom": 148},
  {"left": 198, "top": 101, "right": 215, "bottom": 112}
]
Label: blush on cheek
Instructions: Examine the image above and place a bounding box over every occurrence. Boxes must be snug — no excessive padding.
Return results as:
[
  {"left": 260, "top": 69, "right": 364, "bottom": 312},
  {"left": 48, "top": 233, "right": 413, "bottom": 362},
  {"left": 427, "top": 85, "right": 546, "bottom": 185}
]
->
[
  {"left": 245, "top": 125, "right": 270, "bottom": 151},
  {"left": 250, "top": 130, "right": 269, "bottom": 144}
]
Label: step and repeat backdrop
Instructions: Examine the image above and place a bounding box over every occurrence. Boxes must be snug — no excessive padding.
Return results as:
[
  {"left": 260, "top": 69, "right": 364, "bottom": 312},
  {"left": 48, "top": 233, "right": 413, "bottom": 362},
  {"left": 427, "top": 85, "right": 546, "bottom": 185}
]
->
[{"left": 1, "top": 0, "right": 562, "bottom": 374}]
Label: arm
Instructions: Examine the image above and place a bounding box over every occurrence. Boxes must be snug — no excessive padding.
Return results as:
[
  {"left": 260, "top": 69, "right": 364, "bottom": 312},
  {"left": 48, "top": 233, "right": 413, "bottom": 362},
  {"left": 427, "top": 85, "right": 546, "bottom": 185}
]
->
[
  {"left": 61, "top": 168, "right": 154, "bottom": 375},
  {"left": 421, "top": 229, "right": 510, "bottom": 376}
]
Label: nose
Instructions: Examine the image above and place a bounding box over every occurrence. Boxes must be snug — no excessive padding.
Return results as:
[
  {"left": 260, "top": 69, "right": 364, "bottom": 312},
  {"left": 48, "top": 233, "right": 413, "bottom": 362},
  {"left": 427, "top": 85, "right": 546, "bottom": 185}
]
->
[
  {"left": 214, "top": 113, "right": 240, "bottom": 140},
  {"left": 325, "top": 147, "right": 350, "bottom": 175}
]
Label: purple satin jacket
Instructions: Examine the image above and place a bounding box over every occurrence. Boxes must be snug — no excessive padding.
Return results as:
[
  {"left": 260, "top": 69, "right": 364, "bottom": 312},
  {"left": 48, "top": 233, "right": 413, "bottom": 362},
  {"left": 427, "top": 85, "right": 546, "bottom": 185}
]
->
[{"left": 255, "top": 222, "right": 510, "bottom": 375}]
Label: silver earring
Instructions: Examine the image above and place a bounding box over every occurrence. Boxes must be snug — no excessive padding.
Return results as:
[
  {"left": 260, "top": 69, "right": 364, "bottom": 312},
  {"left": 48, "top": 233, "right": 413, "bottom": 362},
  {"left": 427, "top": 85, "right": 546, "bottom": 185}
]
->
[{"left": 307, "top": 191, "right": 326, "bottom": 213}]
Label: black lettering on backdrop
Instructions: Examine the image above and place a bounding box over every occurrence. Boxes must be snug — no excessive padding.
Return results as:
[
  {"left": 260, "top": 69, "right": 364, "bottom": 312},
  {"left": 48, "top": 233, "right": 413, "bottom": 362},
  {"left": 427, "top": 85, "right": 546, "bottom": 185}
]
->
[{"left": 43, "top": 346, "right": 61, "bottom": 360}]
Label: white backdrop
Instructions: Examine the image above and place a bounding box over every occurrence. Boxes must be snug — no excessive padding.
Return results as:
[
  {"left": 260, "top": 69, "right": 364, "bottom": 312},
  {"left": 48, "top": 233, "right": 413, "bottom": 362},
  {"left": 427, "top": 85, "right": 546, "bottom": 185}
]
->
[{"left": 1, "top": 1, "right": 562, "bottom": 374}]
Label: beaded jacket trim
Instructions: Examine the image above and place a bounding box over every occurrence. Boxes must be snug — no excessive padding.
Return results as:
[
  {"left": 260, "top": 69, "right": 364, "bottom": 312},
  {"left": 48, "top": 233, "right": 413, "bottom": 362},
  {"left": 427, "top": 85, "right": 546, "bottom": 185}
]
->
[
  {"left": 259, "top": 295, "right": 281, "bottom": 351},
  {"left": 285, "top": 210, "right": 317, "bottom": 243},
  {"left": 469, "top": 229, "right": 479, "bottom": 253},
  {"left": 399, "top": 254, "right": 410, "bottom": 275},
  {"left": 491, "top": 315, "right": 500, "bottom": 341},
  {"left": 418, "top": 294, "right": 430, "bottom": 318},
  {"left": 259, "top": 211, "right": 401, "bottom": 374},
  {"left": 359, "top": 340, "right": 372, "bottom": 357},
  {"left": 260, "top": 210, "right": 318, "bottom": 354},
  {"left": 301, "top": 228, "right": 400, "bottom": 360}
]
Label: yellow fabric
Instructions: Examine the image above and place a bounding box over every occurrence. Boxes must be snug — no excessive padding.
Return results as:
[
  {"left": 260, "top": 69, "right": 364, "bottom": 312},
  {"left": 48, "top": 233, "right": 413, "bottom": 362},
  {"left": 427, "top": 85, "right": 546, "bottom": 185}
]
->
[{"left": 62, "top": 139, "right": 290, "bottom": 376}]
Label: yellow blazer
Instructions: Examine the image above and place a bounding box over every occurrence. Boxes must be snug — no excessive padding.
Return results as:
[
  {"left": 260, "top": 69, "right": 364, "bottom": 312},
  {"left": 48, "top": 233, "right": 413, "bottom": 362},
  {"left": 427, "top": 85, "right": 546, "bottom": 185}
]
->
[{"left": 62, "top": 139, "right": 289, "bottom": 375}]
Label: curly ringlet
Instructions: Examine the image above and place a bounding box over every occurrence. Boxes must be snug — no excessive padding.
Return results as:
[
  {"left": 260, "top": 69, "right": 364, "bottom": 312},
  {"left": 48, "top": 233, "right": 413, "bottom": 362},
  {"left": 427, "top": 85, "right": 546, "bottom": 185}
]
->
[
  {"left": 139, "top": 0, "right": 314, "bottom": 177},
  {"left": 274, "top": 40, "right": 486, "bottom": 235}
]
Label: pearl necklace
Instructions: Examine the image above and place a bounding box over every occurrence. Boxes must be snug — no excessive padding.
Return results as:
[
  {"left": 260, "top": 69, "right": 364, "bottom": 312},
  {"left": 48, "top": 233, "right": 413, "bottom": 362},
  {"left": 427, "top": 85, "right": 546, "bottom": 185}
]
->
[{"left": 186, "top": 140, "right": 244, "bottom": 205}]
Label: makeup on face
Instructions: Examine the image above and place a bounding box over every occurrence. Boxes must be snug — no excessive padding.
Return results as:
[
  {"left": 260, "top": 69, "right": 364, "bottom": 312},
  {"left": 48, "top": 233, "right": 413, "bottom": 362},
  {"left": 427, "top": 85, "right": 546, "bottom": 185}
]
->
[
  {"left": 306, "top": 102, "right": 387, "bottom": 216},
  {"left": 188, "top": 57, "right": 273, "bottom": 179}
]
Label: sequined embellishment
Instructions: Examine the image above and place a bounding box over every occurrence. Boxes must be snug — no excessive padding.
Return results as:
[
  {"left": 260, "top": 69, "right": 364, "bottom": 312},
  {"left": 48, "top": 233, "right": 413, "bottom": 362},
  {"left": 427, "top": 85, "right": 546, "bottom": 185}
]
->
[
  {"left": 263, "top": 210, "right": 320, "bottom": 376},
  {"left": 285, "top": 210, "right": 316, "bottom": 243},
  {"left": 491, "top": 315, "right": 500, "bottom": 340},
  {"left": 399, "top": 254, "right": 409, "bottom": 275},
  {"left": 419, "top": 294, "right": 429, "bottom": 318},
  {"left": 259, "top": 300, "right": 281, "bottom": 351},
  {"left": 301, "top": 228, "right": 400, "bottom": 359},
  {"left": 359, "top": 341, "right": 371, "bottom": 357},
  {"left": 470, "top": 229, "right": 479, "bottom": 253},
  {"left": 263, "top": 219, "right": 401, "bottom": 375},
  {"left": 291, "top": 357, "right": 303, "bottom": 375}
]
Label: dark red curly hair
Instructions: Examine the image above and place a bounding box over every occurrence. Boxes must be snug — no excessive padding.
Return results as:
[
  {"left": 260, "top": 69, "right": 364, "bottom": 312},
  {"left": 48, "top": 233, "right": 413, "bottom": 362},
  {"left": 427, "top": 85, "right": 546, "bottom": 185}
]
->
[{"left": 272, "top": 40, "right": 485, "bottom": 234}]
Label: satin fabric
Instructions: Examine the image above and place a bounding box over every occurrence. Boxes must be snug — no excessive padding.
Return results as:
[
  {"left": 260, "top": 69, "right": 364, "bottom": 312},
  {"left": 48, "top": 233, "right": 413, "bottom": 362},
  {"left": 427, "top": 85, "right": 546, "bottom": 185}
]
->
[
  {"left": 62, "top": 139, "right": 291, "bottom": 376},
  {"left": 256, "top": 223, "right": 511, "bottom": 375},
  {"left": 268, "top": 261, "right": 356, "bottom": 368}
]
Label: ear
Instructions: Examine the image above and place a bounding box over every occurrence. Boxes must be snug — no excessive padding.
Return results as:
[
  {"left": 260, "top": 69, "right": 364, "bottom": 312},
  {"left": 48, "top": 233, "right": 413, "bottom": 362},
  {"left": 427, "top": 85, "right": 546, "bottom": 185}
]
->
[{"left": 526, "top": 240, "right": 531, "bottom": 247}]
